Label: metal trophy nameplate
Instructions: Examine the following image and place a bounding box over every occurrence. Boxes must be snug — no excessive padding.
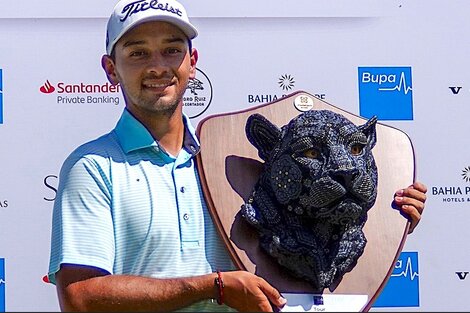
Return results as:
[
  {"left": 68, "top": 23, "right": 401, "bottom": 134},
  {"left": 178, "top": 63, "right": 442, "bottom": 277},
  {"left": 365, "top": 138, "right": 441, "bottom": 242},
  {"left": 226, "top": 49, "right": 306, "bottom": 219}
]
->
[{"left": 195, "top": 91, "right": 414, "bottom": 311}]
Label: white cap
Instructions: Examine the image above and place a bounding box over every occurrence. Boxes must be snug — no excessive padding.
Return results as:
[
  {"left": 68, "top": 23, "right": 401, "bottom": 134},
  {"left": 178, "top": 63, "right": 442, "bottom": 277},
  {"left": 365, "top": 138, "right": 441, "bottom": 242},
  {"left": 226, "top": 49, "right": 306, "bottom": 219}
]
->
[{"left": 105, "top": 0, "right": 198, "bottom": 55}]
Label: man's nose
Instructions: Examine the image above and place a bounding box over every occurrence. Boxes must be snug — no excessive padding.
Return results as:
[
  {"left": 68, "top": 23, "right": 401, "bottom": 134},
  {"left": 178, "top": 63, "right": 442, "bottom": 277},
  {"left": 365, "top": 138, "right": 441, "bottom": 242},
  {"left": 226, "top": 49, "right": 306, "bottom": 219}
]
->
[{"left": 146, "top": 53, "right": 170, "bottom": 75}]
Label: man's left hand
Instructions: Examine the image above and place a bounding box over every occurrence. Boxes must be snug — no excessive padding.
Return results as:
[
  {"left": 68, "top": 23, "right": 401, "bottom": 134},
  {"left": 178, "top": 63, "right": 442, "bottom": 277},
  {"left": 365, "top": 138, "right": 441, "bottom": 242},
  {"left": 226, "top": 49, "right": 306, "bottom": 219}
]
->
[{"left": 394, "top": 181, "right": 427, "bottom": 234}]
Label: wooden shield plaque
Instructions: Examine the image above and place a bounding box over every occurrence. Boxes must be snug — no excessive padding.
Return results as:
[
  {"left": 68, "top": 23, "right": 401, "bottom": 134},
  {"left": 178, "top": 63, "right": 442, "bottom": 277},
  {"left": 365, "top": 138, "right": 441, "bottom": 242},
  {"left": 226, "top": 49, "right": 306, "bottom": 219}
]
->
[{"left": 195, "top": 91, "right": 415, "bottom": 311}]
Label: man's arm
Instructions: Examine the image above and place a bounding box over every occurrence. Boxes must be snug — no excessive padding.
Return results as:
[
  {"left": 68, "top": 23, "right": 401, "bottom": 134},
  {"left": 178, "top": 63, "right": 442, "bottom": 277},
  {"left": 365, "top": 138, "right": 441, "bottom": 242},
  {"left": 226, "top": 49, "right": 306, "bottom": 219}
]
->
[
  {"left": 393, "top": 181, "right": 427, "bottom": 234},
  {"left": 56, "top": 264, "right": 286, "bottom": 312}
]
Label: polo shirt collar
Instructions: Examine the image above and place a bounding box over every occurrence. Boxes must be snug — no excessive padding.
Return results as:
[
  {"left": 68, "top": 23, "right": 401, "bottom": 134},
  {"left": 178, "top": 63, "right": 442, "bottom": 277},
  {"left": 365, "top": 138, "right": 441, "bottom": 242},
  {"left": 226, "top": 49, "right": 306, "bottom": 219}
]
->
[{"left": 114, "top": 108, "right": 200, "bottom": 156}]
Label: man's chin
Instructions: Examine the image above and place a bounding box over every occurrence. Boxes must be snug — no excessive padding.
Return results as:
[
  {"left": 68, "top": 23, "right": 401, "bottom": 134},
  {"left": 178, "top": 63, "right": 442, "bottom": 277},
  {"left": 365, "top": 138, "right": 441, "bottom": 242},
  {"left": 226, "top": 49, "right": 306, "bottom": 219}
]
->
[{"left": 154, "top": 100, "right": 180, "bottom": 115}]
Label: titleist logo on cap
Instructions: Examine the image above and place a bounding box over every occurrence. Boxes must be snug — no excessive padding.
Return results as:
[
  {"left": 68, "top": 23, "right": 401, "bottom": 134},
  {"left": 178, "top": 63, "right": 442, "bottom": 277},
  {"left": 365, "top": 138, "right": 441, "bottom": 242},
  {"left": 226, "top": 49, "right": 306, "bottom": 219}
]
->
[{"left": 120, "top": 0, "right": 183, "bottom": 22}]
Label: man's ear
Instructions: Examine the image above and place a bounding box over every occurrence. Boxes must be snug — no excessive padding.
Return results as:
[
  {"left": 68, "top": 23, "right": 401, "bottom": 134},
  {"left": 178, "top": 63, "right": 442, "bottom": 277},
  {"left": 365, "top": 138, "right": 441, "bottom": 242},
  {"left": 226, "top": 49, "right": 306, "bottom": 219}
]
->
[
  {"left": 101, "top": 55, "right": 119, "bottom": 85},
  {"left": 189, "top": 48, "right": 198, "bottom": 79}
]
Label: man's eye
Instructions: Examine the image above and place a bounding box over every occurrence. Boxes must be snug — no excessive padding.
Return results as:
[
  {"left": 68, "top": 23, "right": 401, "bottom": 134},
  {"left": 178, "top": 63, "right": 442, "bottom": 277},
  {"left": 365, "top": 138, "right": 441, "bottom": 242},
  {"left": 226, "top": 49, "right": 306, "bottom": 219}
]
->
[
  {"left": 130, "top": 51, "right": 146, "bottom": 57},
  {"left": 303, "top": 149, "right": 319, "bottom": 159},
  {"left": 166, "top": 48, "right": 182, "bottom": 54},
  {"left": 351, "top": 144, "right": 364, "bottom": 155}
]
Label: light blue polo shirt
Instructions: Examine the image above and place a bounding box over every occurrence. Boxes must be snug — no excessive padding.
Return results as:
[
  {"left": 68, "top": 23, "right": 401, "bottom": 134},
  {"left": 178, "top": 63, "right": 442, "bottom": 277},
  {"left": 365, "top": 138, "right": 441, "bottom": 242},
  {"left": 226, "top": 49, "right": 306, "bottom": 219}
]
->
[{"left": 48, "top": 108, "right": 235, "bottom": 311}]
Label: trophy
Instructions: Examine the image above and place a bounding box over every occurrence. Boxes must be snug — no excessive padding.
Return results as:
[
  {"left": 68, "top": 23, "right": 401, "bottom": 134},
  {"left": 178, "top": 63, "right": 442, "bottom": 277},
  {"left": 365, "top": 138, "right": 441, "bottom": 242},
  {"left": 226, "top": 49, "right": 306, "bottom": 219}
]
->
[{"left": 195, "top": 91, "right": 414, "bottom": 312}]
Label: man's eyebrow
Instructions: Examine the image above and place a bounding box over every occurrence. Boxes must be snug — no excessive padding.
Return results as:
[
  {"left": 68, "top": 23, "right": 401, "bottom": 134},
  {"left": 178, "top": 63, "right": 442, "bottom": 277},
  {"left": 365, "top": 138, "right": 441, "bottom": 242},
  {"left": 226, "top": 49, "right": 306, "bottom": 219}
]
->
[
  {"left": 164, "top": 37, "right": 185, "bottom": 44},
  {"left": 122, "top": 37, "right": 186, "bottom": 48},
  {"left": 123, "top": 40, "right": 146, "bottom": 48}
]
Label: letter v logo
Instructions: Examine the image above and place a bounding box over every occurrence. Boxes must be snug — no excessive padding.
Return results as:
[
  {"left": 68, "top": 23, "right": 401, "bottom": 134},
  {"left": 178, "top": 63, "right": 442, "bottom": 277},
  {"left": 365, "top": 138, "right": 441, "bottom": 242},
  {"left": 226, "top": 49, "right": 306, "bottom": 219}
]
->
[
  {"left": 456, "top": 271, "right": 469, "bottom": 280},
  {"left": 449, "top": 86, "right": 462, "bottom": 94}
]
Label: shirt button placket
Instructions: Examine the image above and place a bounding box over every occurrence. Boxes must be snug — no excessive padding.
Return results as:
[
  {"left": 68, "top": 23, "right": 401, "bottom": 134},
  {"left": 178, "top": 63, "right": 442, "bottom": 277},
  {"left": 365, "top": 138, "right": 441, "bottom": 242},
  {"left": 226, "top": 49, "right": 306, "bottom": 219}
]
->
[{"left": 180, "top": 186, "right": 189, "bottom": 221}]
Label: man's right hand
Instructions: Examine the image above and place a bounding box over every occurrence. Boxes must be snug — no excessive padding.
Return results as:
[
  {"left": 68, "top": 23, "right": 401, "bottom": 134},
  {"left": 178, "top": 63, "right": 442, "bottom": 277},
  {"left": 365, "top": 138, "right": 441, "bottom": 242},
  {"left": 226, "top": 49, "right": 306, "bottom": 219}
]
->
[{"left": 222, "top": 271, "right": 287, "bottom": 312}]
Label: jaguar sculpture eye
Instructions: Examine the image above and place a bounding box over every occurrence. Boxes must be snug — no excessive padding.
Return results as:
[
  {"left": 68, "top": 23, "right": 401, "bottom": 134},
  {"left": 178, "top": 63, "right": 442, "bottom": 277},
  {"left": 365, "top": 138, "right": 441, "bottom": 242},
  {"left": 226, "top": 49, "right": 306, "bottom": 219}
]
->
[{"left": 241, "top": 109, "right": 378, "bottom": 291}]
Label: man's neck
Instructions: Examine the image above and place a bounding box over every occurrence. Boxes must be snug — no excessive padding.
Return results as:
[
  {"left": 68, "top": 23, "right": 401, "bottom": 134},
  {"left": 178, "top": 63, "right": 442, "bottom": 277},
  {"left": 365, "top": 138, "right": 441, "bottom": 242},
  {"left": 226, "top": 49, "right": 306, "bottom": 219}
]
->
[
  {"left": 154, "top": 117, "right": 185, "bottom": 157},
  {"left": 129, "top": 106, "right": 185, "bottom": 157}
]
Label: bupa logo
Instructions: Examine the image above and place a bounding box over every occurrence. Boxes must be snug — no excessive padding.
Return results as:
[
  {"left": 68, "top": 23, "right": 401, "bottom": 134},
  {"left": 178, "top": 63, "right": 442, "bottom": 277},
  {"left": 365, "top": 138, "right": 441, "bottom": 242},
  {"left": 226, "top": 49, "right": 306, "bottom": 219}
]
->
[
  {"left": 358, "top": 67, "right": 413, "bottom": 120},
  {"left": 373, "top": 251, "right": 420, "bottom": 308},
  {"left": 0, "top": 69, "right": 3, "bottom": 124},
  {"left": 0, "top": 258, "right": 5, "bottom": 312}
]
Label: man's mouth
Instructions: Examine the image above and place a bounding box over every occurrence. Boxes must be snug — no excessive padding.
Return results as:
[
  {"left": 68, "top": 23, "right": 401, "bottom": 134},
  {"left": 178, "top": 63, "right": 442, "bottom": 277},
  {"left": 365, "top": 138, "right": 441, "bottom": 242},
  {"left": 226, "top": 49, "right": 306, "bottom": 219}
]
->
[
  {"left": 142, "top": 80, "right": 173, "bottom": 91},
  {"left": 144, "top": 83, "right": 169, "bottom": 88}
]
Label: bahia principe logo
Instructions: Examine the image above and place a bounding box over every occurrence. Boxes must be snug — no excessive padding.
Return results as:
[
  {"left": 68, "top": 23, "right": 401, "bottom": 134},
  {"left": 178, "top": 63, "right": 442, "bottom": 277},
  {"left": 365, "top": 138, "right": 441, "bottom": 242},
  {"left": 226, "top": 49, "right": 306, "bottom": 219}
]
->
[
  {"left": 358, "top": 67, "right": 413, "bottom": 120},
  {"left": 247, "top": 74, "right": 326, "bottom": 105},
  {"left": 39, "top": 79, "right": 122, "bottom": 105},
  {"left": 430, "top": 167, "right": 470, "bottom": 204},
  {"left": 462, "top": 166, "right": 470, "bottom": 183}
]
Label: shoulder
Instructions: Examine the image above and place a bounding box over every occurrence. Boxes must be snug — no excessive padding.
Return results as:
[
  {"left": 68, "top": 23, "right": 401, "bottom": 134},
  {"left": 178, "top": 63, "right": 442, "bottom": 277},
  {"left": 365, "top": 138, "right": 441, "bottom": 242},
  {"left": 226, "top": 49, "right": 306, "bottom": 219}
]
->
[{"left": 59, "top": 131, "right": 123, "bottom": 178}]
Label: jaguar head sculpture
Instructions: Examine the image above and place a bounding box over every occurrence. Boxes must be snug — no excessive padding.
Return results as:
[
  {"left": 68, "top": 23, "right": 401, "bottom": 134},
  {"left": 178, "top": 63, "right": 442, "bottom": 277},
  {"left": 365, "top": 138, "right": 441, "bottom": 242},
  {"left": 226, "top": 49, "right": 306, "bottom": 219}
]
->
[{"left": 241, "top": 109, "right": 378, "bottom": 291}]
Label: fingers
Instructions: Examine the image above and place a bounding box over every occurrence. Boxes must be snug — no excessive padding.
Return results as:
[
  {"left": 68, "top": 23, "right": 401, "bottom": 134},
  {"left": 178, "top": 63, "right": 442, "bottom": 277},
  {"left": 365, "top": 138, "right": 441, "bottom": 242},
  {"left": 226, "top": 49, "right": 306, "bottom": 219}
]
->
[
  {"left": 406, "top": 182, "right": 428, "bottom": 206},
  {"left": 223, "top": 271, "right": 286, "bottom": 312},
  {"left": 395, "top": 190, "right": 425, "bottom": 216},
  {"left": 394, "top": 181, "right": 428, "bottom": 234},
  {"left": 258, "top": 278, "right": 287, "bottom": 309},
  {"left": 400, "top": 204, "right": 421, "bottom": 234},
  {"left": 410, "top": 181, "right": 428, "bottom": 194},
  {"left": 396, "top": 182, "right": 427, "bottom": 213}
]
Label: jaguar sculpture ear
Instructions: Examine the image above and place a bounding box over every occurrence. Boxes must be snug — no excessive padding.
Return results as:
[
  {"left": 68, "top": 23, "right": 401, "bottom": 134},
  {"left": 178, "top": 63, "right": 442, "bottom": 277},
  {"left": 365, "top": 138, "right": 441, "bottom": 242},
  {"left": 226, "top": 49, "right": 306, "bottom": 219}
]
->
[
  {"left": 245, "top": 113, "right": 282, "bottom": 161},
  {"left": 358, "top": 115, "right": 378, "bottom": 149}
]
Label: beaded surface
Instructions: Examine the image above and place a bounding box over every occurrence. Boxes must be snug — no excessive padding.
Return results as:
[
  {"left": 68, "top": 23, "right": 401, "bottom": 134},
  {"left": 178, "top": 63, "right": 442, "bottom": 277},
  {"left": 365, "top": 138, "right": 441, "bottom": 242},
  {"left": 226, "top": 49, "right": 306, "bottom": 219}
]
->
[{"left": 241, "top": 110, "right": 378, "bottom": 291}]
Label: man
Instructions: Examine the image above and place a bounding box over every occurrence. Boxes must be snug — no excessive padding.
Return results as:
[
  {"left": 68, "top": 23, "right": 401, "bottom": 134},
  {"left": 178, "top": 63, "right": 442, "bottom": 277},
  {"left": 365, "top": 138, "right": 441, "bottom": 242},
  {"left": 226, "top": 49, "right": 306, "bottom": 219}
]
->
[{"left": 47, "top": 0, "right": 427, "bottom": 312}]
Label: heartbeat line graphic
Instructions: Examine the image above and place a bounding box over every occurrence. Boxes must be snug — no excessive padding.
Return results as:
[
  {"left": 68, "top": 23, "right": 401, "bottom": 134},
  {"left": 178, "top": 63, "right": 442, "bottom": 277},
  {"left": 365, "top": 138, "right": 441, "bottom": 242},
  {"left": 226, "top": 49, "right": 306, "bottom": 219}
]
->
[
  {"left": 391, "top": 256, "right": 419, "bottom": 281},
  {"left": 0, "top": 279, "right": 4, "bottom": 285},
  {"left": 378, "top": 72, "right": 412, "bottom": 95}
]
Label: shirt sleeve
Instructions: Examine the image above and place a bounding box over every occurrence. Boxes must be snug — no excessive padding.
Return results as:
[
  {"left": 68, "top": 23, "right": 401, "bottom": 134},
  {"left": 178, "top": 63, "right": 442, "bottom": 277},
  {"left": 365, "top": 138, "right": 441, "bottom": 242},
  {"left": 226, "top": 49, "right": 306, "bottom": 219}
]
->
[{"left": 47, "top": 152, "right": 114, "bottom": 284}]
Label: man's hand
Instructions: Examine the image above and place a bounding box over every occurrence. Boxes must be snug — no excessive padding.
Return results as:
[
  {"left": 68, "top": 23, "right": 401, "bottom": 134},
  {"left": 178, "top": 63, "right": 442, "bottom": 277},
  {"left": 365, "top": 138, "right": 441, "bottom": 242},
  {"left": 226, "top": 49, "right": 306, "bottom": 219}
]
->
[
  {"left": 222, "top": 271, "right": 287, "bottom": 312},
  {"left": 394, "top": 181, "right": 427, "bottom": 234}
]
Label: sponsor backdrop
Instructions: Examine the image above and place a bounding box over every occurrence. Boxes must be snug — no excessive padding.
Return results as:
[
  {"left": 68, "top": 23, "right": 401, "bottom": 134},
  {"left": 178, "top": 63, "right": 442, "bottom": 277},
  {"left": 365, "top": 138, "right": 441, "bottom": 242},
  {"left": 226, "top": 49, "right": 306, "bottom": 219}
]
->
[{"left": 0, "top": 0, "right": 468, "bottom": 311}]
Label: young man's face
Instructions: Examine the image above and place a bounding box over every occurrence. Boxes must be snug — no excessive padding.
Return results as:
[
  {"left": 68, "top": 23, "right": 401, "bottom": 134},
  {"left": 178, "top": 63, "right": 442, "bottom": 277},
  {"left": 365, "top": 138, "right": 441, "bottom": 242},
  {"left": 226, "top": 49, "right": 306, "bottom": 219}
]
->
[{"left": 103, "top": 21, "right": 197, "bottom": 118}]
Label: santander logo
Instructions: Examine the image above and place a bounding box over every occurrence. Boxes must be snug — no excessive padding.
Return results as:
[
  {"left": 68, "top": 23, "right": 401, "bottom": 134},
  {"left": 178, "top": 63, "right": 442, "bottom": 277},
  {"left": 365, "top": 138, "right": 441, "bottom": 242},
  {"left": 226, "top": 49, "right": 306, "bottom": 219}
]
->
[
  {"left": 40, "top": 80, "right": 55, "bottom": 94},
  {"left": 39, "top": 79, "right": 121, "bottom": 94}
]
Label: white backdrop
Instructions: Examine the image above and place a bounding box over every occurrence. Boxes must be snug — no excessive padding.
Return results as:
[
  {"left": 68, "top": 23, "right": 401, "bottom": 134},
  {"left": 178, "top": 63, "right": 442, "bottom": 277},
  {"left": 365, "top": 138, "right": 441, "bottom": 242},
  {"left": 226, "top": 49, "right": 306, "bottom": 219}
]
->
[{"left": 0, "top": 0, "right": 469, "bottom": 311}]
